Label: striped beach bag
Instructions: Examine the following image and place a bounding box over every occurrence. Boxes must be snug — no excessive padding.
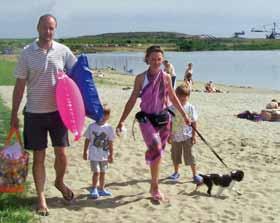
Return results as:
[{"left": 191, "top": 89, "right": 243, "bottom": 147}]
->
[{"left": 0, "top": 128, "right": 29, "bottom": 193}]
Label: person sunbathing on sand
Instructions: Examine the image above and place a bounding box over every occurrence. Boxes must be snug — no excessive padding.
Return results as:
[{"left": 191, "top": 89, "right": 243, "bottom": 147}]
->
[
  {"left": 237, "top": 100, "right": 280, "bottom": 122},
  {"left": 266, "top": 99, "right": 279, "bottom": 109},
  {"left": 205, "top": 81, "right": 222, "bottom": 93},
  {"left": 260, "top": 110, "right": 280, "bottom": 121},
  {"left": 262, "top": 100, "right": 280, "bottom": 121}
]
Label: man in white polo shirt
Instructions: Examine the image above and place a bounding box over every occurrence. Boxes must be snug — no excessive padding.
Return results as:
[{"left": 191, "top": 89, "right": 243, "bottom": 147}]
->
[{"left": 10, "top": 14, "right": 77, "bottom": 216}]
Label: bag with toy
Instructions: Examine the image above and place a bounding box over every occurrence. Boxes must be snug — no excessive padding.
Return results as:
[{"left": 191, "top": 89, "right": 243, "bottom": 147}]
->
[{"left": 0, "top": 129, "right": 29, "bottom": 193}]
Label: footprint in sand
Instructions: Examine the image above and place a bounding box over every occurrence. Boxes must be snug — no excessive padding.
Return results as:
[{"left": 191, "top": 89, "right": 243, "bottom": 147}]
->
[
  {"left": 250, "top": 216, "right": 263, "bottom": 222},
  {"left": 240, "top": 138, "right": 249, "bottom": 147},
  {"left": 223, "top": 210, "right": 236, "bottom": 217},
  {"left": 247, "top": 192, "right": 260, "bottom": 199},
  {"left": 274, "top": 141, "right": 280, "bottom": 148}
]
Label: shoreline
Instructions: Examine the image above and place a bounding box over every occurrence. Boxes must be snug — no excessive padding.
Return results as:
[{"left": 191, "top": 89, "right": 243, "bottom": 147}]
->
[
  {"left": 0, "top": 54, "right": 279, "bottom": 93},
  {"left": 93, "top": 67, "right": 280, "bottom": 94}
]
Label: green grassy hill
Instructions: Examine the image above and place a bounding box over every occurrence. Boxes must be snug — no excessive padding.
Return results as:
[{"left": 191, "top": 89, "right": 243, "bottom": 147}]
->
[{"left": 2, "top": 32, "right": 280, "bottom": 54}]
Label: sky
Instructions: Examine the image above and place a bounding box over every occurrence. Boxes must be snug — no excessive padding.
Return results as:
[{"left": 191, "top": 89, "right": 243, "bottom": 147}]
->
[{"left": 1, "top": 0, "right": 279, "bottom": 39}]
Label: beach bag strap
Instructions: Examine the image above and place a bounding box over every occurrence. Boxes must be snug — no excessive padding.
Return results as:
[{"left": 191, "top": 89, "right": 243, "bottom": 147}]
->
[{"left": 4, "top": 128, "right": 23, "bottom": 148}]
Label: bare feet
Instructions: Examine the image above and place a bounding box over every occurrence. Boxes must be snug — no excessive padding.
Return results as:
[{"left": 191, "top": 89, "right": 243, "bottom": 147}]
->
[
  {"left": 36, "top": 196, "right": 49, "bottom": 216},
  {"left": 149, "top": 183, "right": 169, "bottom": 202}
]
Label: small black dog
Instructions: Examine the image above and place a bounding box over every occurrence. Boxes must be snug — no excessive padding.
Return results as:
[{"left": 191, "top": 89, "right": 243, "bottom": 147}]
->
[{"left": 195, "top": 170, "right": 244, "bottom": 196}]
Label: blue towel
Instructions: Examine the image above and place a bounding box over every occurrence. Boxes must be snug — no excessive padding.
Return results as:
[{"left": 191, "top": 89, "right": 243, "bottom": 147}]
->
[{"left": 69, "top": 54, "right": 104, "bottom": 122}]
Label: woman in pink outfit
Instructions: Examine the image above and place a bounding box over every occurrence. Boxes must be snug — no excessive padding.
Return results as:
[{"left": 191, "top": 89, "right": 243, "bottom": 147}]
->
[{"left": 116, "top": 45, "right": 191, "bottom": 201}]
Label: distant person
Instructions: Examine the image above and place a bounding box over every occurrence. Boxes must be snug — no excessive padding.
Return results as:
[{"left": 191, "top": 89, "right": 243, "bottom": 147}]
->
[
  {"left": 184, "top": 63, "right": 193, "bottom": 89},
  {"left": 10, "top": 14, "right": 77, "bottom": 216},
  {"left": 237, "top": 110, "right": 280, "bottom": 122},
  {"left": 184, "top": 63, "right": 193, "bottom": 77},
  {"left": 184, "top": 72, "right": 193, "bottom": 90},
  {"left": 167, "top": 84, "right": 202, "bottom": 184},
  {"left": 205, "top": 81, "right": 216, "bottom": 92},
  {"left": 266, "top": 99, "right": 278, "bottom": 109},
  {"left": 116, "top": 45, "right": 191, "bottom": 201},
  {"left": 163, "top": 60, "right": 176, "bottom": 88},
  {"left": 83, "top": 104, "right": 115, "bottom": 199},
  {"left": 236, "top": 99, "right": 280, "bottom": 122},
  {"left": 205, "top": 81, "right": 222, "bottom": 93},
  {"left": 261, "top": 110, "right": 280, "bottom": 121}
]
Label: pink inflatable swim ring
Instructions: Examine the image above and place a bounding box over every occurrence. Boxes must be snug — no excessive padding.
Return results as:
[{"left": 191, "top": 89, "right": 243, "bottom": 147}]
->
[{"left": 56, "top": 71, "right": 85, "bottom": 141}]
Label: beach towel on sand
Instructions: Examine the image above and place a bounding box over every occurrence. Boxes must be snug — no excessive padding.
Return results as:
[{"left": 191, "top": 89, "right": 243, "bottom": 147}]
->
[
  {"left": 237, "top": 111, "right": 262, "bottom": 121},
  {"left": 139, "top": 70, "right": 171, "bottom": 165}
]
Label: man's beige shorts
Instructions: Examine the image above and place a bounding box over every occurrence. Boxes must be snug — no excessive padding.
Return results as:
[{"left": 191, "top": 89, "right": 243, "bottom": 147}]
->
[{"left": 171, "top": 138, "right": 195, "bottom": 165}]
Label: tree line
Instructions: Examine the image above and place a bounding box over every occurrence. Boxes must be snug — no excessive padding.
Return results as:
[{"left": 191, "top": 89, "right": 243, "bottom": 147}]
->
[{"left": 2, "top": 33, "right": 280, "bottom": 54}]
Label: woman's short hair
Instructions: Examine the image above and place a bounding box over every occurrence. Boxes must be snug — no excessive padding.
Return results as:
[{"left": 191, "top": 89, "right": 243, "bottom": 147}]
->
[{"left": 144, "top": 45, "right": 164, "bottom": 64}]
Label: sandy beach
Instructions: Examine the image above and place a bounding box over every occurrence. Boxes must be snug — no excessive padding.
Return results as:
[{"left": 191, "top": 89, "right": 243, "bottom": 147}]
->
[{"left": 0, "top": 70, "right": 280, "bottom": 223}]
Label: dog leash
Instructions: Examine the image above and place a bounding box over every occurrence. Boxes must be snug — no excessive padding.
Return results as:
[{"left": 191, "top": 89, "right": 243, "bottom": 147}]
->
[
  {"left": 192, "top": 125, "right": 229, "bottom": 169},
  {"left": 167, "top": 109, "right": 228, "bottom": 168}
]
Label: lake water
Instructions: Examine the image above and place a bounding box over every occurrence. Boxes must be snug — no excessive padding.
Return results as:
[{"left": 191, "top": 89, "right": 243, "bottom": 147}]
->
[{"left": 87, "top": 51, "right": 280, "bottom": 90}]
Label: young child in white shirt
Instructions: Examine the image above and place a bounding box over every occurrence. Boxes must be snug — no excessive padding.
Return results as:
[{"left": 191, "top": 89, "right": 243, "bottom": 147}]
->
[
  {"left": 83, "top": 104, "right": 115, "bottom": 199},
  {"left": 168, "top": 84, "right": 202, "bottom": 184}
]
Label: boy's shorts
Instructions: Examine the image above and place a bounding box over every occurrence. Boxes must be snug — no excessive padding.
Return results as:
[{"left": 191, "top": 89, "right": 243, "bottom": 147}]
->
[
  {"left": 90, "top": 161, "right": 108, "bottom": 173},
  {"left": 23, "top": 111, "right": 69, "bottom": 150},
  {"left": 171, "top": 138, "right": 195, "bottom": 165}
]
